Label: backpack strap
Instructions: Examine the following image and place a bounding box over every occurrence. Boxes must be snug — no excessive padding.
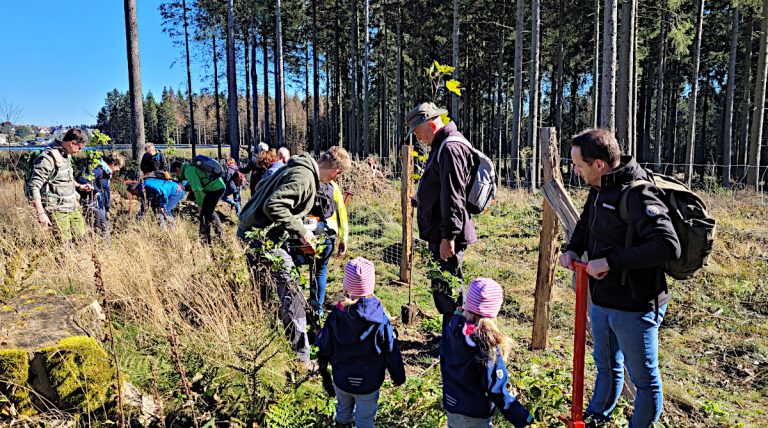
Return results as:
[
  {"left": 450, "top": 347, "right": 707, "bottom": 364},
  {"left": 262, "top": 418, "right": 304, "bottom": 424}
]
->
[
  {"left": 436, "top": 135, "right": 472, "bottom": 163},
  {"left": 618, "top": 179, "right": 650, "bottom": 293}
]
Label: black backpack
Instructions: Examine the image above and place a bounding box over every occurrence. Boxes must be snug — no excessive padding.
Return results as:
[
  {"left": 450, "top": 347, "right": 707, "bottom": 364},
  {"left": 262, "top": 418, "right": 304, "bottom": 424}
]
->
[
  {"left": 310, "top": 183, "right": 336, "bottom": 220},
  {"left": 191, "top": 155, "right": 224, "bottom": 181},
  {"left": 620, "top": 172, "right": 716, "bottom": 280}
]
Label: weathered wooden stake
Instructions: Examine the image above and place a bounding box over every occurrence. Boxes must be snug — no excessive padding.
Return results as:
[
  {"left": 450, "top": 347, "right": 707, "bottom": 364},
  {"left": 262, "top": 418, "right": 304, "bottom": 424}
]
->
[
  {"left": 400, "top": 145, "right": 418, "bottom": 324},
  {"left": 532, "top": 128, "right": 562, "bottom": 349}
]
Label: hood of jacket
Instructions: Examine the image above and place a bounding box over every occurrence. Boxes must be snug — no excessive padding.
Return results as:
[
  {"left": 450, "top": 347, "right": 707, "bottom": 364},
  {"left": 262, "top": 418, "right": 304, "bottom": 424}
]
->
[{"left": 331, "top": 297, "right": 386, "bottom": 346}]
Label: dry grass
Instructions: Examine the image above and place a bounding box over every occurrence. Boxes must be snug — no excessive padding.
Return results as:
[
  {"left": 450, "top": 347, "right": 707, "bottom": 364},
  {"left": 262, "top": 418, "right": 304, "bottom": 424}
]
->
[{"left": 3, "top": 168, "right": 768, "bottom": 426}]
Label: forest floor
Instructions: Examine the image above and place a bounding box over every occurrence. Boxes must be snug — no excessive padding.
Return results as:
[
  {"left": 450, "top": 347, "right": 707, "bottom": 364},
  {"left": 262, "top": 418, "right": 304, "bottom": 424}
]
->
[{"left": 0, "top": 159, "right": 766, "bottom": 427}]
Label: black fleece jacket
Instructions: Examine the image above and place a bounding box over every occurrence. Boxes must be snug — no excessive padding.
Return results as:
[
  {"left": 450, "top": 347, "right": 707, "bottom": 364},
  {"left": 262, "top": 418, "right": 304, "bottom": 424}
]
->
[{"left": 565, "top": 156, "right": 681, "bottom": 312}]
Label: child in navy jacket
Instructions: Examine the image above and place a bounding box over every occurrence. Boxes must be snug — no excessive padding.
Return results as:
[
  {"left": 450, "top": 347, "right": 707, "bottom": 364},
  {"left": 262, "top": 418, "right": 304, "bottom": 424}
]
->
[
  {"left": 316, "top": 257, "right": 405, "bottom": 428},
  {"left": 440, "top": 278, "right": 533, "bottom": 428}
]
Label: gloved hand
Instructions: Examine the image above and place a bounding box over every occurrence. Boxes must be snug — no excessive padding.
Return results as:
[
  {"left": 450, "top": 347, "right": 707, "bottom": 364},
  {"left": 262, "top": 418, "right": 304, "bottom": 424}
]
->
[
  {"left": 318, "top": 356, "right": 335, "bottom": 398},
  {"left": 508, "top": 400, "right": 533, "bottom": 428}
]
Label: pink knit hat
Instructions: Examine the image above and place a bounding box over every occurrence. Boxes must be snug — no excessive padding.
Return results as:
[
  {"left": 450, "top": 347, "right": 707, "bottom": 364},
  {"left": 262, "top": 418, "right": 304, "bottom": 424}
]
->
[
  {"left": 343, "top": 257, "right": 376, "bottom": 297},
  {"left": 463, "top": 278, "right": 504, "bottom": 318}
]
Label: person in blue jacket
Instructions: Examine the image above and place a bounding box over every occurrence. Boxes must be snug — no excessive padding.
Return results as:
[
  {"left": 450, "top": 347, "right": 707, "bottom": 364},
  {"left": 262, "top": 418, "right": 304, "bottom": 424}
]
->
[
  {"left": 440, "top": 278, "right": 533, "bottom": 428},
  {"left": 78, "top": 152, "right": 125, "bottom": 240},
  {"left": 127, "top": 177, "right": 185, "bottom": 227},
  {"left": 316, "top": 257, "right": 405, "bottom": 428}
]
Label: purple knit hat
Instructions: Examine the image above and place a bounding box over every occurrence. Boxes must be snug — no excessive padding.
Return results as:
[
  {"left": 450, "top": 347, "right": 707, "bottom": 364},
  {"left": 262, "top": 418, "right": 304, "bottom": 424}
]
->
[
  {"left": 463, "top": 278, "right": 504, "bottom": 318},
  {"left": 343, "top": 257, "right": 376, "bottom": 297}
]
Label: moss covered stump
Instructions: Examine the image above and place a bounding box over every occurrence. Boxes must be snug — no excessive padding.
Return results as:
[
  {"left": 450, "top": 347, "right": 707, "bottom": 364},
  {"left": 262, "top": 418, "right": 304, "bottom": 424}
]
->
[
  {"left": 41, "top": 336, "right": 115, "bottom": 413},
  {"left": 0, "top": 349, "right": 33, "bottom": 416}
]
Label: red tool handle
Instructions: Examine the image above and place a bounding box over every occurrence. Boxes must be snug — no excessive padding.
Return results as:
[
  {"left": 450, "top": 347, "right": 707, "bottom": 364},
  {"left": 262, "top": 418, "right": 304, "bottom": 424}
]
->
[{"left": 560, "top": 260, "right": 589, "bottom": 428}]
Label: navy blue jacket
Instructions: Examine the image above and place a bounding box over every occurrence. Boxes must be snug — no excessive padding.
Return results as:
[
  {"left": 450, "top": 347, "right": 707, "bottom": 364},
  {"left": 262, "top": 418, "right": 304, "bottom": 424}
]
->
[
  {"left": 224, "top": 165, "right": 241, "bottom": 193},
  {"left": 77, "top": 161, "right": 113, "bottom": 212},
  {"left": 91, "top": 164, "right": 113, "bottom": 212},
  {"left": 440, "top": 313, "right": 532, "bottom": 427},
  {"left": 317, "top": 297, "right": 406, "bottom": 394}
]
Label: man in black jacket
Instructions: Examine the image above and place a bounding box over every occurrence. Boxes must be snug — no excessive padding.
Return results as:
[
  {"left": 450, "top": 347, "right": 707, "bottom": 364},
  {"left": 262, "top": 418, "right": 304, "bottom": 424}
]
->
[
  {"left": 559, "top": 129, "right": 681, "bottom": 427},
  {"left": 406, "top": 102, "right": 477, "bottom": 326},
  {"left": 140, "top": 143, "right": 169, "bottom": 176}
]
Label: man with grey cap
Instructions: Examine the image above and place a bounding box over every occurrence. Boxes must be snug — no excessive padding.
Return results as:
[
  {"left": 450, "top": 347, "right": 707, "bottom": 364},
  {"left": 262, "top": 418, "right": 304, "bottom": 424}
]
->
[{"left": 406, "top": 102, "right": 477, "bottom": 326}]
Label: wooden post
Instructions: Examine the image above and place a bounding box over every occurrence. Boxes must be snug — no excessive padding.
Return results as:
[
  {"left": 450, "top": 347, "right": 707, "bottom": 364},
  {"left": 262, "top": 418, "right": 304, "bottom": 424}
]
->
[
  {"left": 400, "top": 145, "right": 418, "bottom": 324},
  {"left": 400, "top": 144, "right": 414, "bottom": 284},
  {"left": 531, "top": 128, "right": 562, "bottom": 349}
]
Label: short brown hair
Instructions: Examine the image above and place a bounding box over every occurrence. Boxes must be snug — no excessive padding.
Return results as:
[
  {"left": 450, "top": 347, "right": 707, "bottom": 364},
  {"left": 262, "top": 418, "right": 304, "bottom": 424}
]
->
[
  {"left": 570, "top": 129, "right": 621, "bottom": 166},
  {"left": 319, "top": 146, "right": 352, "bottom": 173},
  {"left": 62, "top": 128, "right": 89, "bottom": 145}
]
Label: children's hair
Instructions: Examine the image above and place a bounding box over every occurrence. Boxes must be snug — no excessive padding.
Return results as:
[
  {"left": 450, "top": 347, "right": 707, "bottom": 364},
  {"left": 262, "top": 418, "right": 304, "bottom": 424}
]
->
[
  {"left": 464, "top": 310, "right": 511, "bottom": 364},
  {"left": 339, "top": 296, "right": 360, "bottom": 308}
]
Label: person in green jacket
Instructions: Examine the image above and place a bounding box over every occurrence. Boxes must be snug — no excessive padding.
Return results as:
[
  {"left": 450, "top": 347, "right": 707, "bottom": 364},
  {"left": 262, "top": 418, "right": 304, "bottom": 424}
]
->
[
  {"left": 237, "top": 146, "right": 351, "bottom": 369},
  {"left": 171, "top": 160, "right": 226, "bottom": 243}
]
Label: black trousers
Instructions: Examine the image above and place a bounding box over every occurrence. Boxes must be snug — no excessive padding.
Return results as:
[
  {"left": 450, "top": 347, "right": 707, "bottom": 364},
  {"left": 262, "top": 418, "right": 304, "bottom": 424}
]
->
[
  {"left": 199, "top": 188, "right": 225, "bottom": 243},
  {"left": 428, "top": 240, "right": 466, "bottom": 326}
]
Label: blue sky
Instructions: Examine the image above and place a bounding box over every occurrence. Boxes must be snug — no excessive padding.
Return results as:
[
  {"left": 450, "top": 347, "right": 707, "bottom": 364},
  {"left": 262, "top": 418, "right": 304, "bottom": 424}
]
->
[{"left": 0, "top": 1, "right": 209, "bottom": 126}]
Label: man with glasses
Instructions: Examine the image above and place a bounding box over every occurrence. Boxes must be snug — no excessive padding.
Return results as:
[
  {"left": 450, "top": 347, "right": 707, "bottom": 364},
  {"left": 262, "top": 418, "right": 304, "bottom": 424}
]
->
[{"left": 27, "top": 128, "right": 93, "bottom": 242}]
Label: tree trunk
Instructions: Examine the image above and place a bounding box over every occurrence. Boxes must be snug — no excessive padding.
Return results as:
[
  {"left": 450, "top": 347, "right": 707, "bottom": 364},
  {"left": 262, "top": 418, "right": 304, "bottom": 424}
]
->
[
  {"left": 451, "top": 0, "right": 460, "bottom": 121},
  {"left": 382, "top": 19, "right": 389, "bottom": 158},
  {"left": 495, "top": 0, "right": 507, "bottom": 184},
  {"left": 305, "top": 43, "right": 310, "bottom": 150},
  {"left": 181, "top": 0, "right": 196, "bottom": 157},
  {"left": 698, "top": 71, "right": 710, "bottom": 182},
  {"left": 748, "top": 0, "right": 768, "bottom": 189},
  {"left": 617, "top": 0, "right": 635, "bottom": 152},
  {"left": 555, "top": 0, "right": 564, "bottom": 139},
  {"left": 275, "top": 0, "right": 286, "bottom": 149},
  {"left": 362, "top": 0, "right": 370, "bottom": 156},
  {"left": 251, "top": 24, "right": 260, "bottom": 147},
  {"left": 213, "top": 32, "right": 223, "bottom": 159},
  {"left": 738, "top": 12, "right": 754, "bottom": 180},
  {"left": 528, "top": 0, "right": 540, "bottom": 190},
  {"left": 684, "top": 0, "right": 704, "bottom": 186},
  {"left": 654, "top": 3, "right": 668, "bottom": 171},
  {"left": 124, "top": 0, "right": 146, "bottom": 161},
  {"left": 511, "top": 0, "right": 524, "bottom": 187},
  {"left": 723, "top": 7, "right": 740, "bottom": 187},
  {"left": 349, "top": 0, "right": 359, "bottom": 155},
  {"left": 226, "top": 0, "right": 239, "bottom": 160},
  {"left": 262, "top": 35, "right": 271, "bottom": 146},
  {"left": 244, "top": 29, "right": 253, "bottom": 159},
  {"left": 600, "top": 0, "right": 617, "bottom": 131},
  {"left": 312, "top": 0, "right": 320, "bottom": 155},
  {"left": 395, "top": 0, "right": 403, "bottom": 151},
  {"left": 592, "top": 0, "right": 600, "bottom": 128}
]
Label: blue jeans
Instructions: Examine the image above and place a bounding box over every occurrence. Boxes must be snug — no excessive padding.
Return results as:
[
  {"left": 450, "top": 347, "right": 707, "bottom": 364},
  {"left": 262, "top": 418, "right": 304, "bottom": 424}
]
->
[
  {"left": 334, "top": 384, "right": 379, "bottom": 428},
  {"left": 310, "top": 238, "right": 335, "bottom": 316},
  {"left": 293, "top": 236, "right": 335, "bottom": 316},
  {"left": 165, "top": 187, "right": 185, "bottom": 215},
  {"left": 221, "top": 188, "right": 241, "bottom": 214},
  {"left": 586, "top": 303, "right": 668, "bottom": 428},
  {"left": 446, "top": 412, "right": 492, "bottom": 428}
]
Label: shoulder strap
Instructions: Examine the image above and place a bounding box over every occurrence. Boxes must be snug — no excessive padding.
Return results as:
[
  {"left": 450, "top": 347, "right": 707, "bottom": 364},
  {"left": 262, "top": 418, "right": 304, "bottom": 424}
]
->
[
  {"left": 618, "top": 178, "right": 651, "bottom": 292},
  {"left": 618, "top": 179, "right": 649, "bottom": 223},
  {"left": 436, "top": 135, "right": 472, "bottom": 162}
]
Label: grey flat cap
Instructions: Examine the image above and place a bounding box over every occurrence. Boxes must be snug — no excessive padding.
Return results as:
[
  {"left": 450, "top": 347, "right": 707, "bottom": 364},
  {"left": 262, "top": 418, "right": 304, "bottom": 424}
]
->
[{"left": 405, "top": 102, "right": 448, "bottom": 132}]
